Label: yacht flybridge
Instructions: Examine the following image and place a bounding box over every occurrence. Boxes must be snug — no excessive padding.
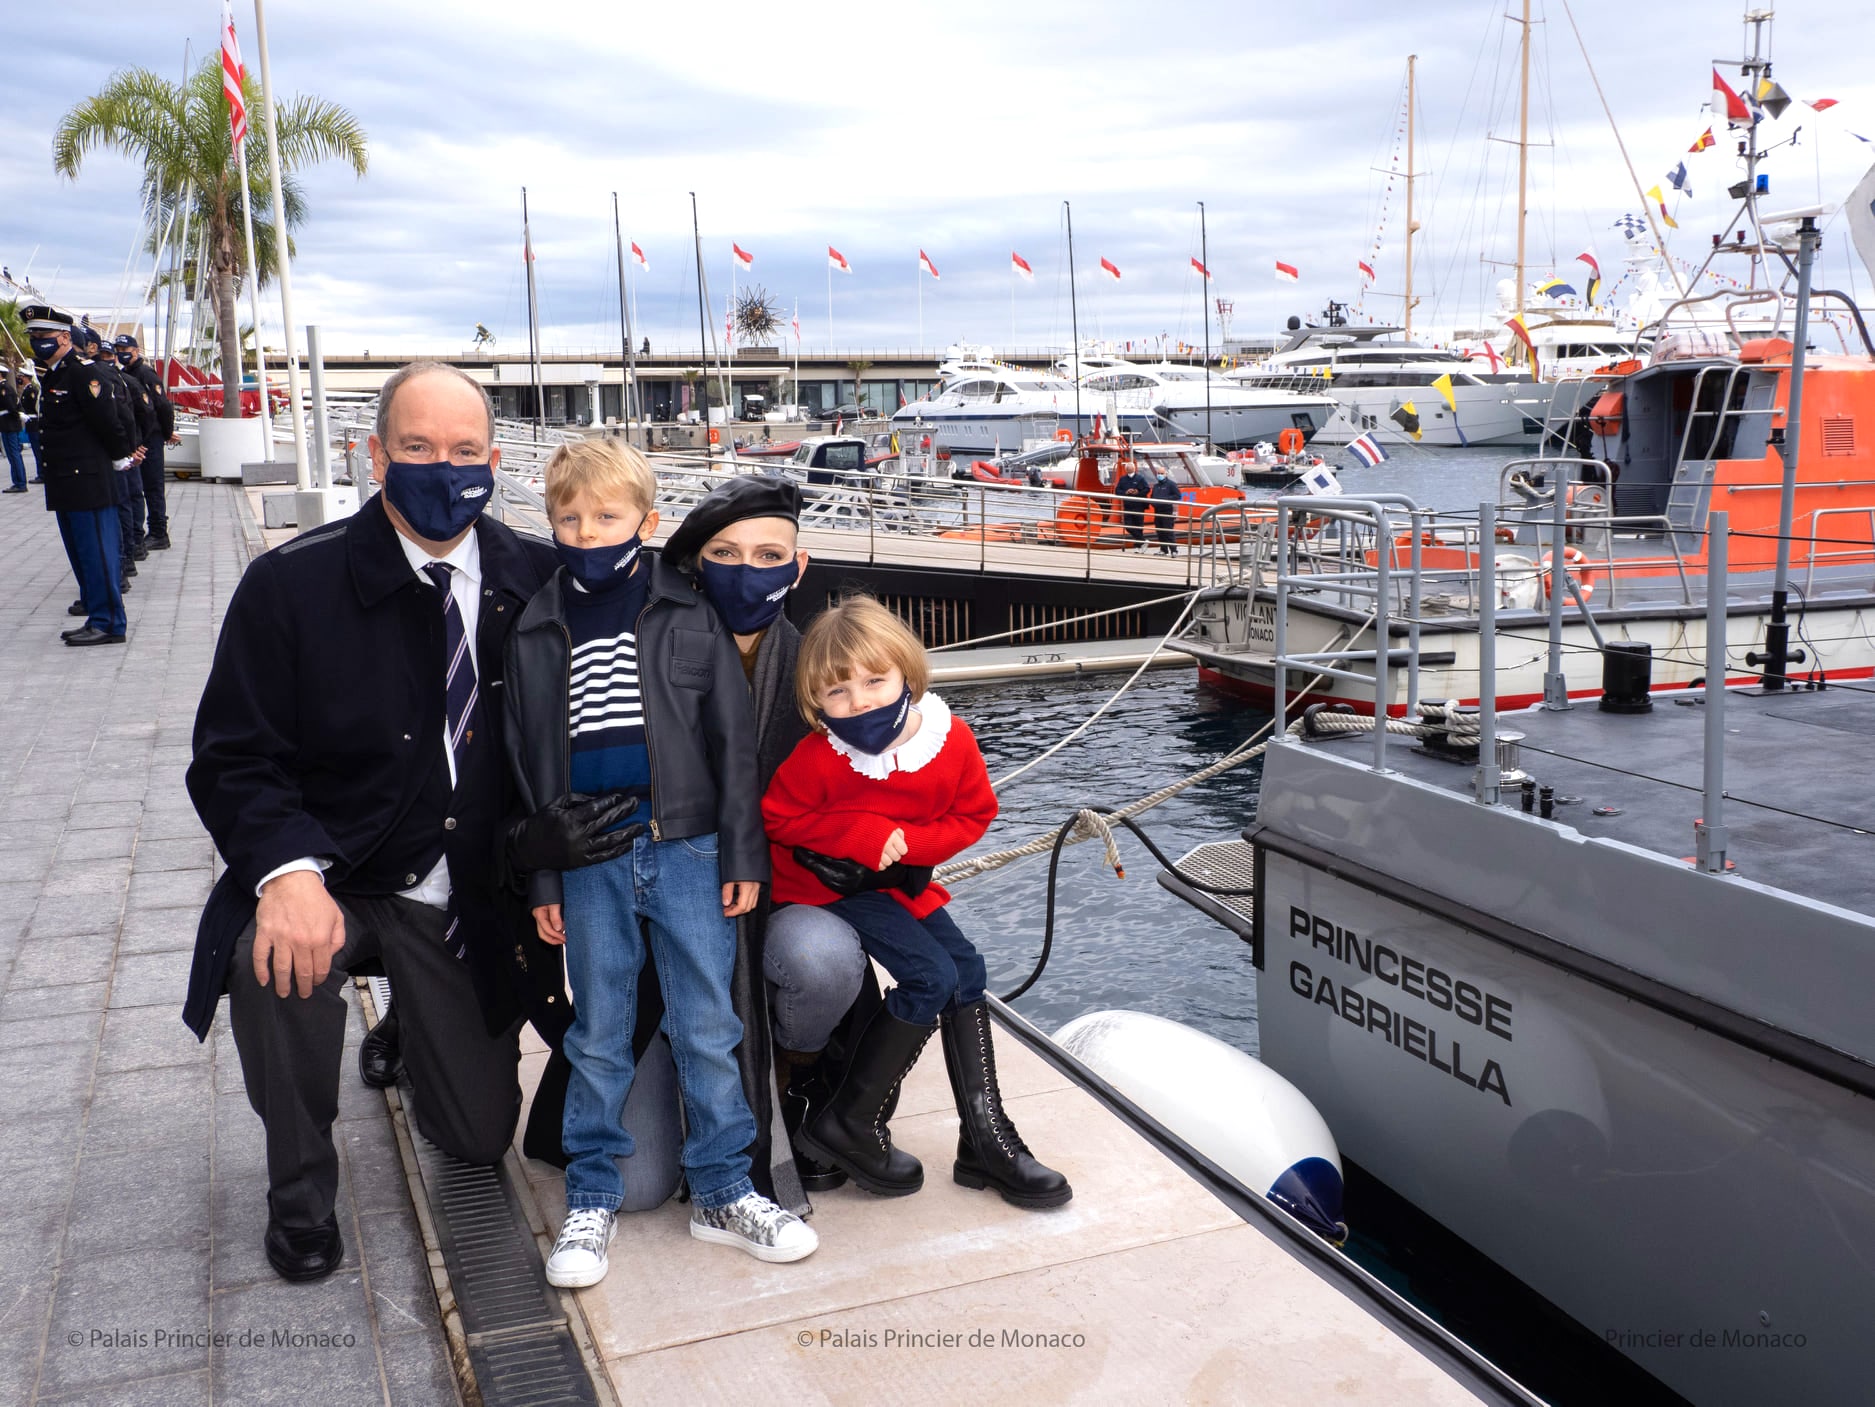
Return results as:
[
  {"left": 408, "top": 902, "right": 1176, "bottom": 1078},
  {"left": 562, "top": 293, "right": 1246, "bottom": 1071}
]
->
[
  {"left": 1055, "top": 353, "right": 1339, "bottom": 450},
  {"left": 889, "top": 352, "right": 1079, "bottom": 455}
]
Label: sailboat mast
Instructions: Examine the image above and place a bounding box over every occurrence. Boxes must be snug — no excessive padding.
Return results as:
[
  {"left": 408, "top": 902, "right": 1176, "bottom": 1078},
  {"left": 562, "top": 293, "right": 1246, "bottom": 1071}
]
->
[
  {"left": 1514, "top": 0, "right": 1531, "bottom": 320},
  {"left": 689, "top": 192, "right": 711, "bottom": 439},
  {"left": 612, "top": 192, "right": 638, "bottom": 446},
  {"left": 1199, "top": 200, "right": 1211, "bottom": 447},
  {"left": 1404, "top": 55, "right": 1417, "bottom": 340},
  {"left": 1065, "top": 201, "right": 1082, "bottom": 436},
  {"left": 522, "top": 186, "right": 543, "bottom": 442}
]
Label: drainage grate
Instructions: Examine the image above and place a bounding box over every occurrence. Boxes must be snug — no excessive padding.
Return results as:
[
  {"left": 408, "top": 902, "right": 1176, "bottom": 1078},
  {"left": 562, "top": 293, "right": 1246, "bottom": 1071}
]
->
[
  {"left": 367, "top": 976, "right": 602, "bottom": 1407},
  {"left": 1156, "top": 839, "right": 1257, "bottom": 940}
]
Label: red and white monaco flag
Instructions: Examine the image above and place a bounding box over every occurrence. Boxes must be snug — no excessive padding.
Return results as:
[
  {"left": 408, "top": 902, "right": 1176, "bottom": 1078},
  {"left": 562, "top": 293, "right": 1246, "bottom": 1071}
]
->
[
  {"left": 1190, "top": 257, "right": 1211, "bottom": 280},
  {"left": 631, "top": 241, "right": 648, "bottom": 271},
  {"left": 1275, "top": 260, "right": 1300, "bottom": 283},
  {"left": 1357, "top": 260, "right": 1376, "bottom": 284},
  {"left": 1011, "top": 251, "right": 1034, "bottom": 281},
  {"left": 919, "top": 250, "right": 940, "bottom": 279},
  {"left": 732, "top": 243, "right": 753, "bottom": 271},
  {"left": 828, "top": 246, "right": 851, "bottom": 273},
  {"left": 1099, "top": 257, "right": 1121, "bottom": 280},
  {"left": 220, "top": 0, "right": 248, "bottom": 146},
  {"left": 791, "top": 307, "right": 801, "bottom": 342}
]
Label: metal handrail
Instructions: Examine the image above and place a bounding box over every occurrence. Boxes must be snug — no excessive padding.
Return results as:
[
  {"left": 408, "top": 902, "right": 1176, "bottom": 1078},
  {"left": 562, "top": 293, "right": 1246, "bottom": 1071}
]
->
[{"left": 1802, "top": 507, "right": 1875, "bottom": 595}]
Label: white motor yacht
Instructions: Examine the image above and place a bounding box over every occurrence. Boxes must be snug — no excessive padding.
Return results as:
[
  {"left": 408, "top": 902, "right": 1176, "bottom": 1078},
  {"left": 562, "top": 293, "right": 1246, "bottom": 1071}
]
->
[
  {"left": 1229, "top": 307, "right": 1548, "bottom": 447},
  {"left": 1052, "top": 353, "right": 1338, "bottom": 449},
  {"left": 889, "top": 351, "right": 1078, "bottom": 455}
]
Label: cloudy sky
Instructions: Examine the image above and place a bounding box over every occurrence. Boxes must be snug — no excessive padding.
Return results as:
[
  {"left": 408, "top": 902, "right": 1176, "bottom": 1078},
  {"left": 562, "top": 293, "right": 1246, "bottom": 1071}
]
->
[{"left": 5, "top": 0, "right": 1873, "bottom": 360}]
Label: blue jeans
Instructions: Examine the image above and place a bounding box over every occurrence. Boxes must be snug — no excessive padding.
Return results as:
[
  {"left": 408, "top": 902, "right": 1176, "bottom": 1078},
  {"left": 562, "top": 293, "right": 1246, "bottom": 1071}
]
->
[
  {"left": 1, "top": 431, "right": 23, "bottom": 488},
  {"left": 825, "top": 893, "right": 986, "bottom": 1025},
  {"left": 764, "top": 904, "right": 866, "bottom": 1052},
  {"left": 55, "top": 507, "right": 125, "bottom": 635},
  {"left": 559, "top": 833, "right": 755, "bottom": 1213}
]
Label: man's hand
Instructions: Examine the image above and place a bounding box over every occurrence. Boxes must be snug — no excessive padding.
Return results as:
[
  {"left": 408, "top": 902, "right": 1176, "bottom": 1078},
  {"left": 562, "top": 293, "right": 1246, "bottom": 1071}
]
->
[
  {"left": 166, "top": 434, "right": 181, "bottom": 447},
  {"left": 879, "top": 828, "right": 908, "bottom": 869},
  {"left": 533, "top": 903, "right": 566, "bottom": 946},
  {"left": 131, "top": 446, "right": 147, "bottom": 464},
  {"left": 253, "top": 869, "right": 347, "bottom": 998},
  {"left": 722, "top": 882, "right": 760, "bottom": 918}
]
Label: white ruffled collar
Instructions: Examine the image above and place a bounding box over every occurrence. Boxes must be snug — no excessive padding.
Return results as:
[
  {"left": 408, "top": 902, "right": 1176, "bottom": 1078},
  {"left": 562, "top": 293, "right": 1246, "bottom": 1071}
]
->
[{"left": 823, "top": 691, "right": 953, "bottom": 780}]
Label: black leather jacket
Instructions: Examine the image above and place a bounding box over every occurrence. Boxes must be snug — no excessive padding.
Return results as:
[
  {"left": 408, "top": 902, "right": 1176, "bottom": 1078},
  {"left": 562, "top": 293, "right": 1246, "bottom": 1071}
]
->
[{"left": 502, "top": 549, "right": 769, "bottom": 907}]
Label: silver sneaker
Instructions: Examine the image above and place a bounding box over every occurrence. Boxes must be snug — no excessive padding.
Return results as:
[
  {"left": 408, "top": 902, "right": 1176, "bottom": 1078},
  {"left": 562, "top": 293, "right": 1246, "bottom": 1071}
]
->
[
  {"left": 545, "top": 1207, "right": 616, "bottom": 1287},
  {"left": 689, "top": 1192, "right": 819, "bottom": 1263}
]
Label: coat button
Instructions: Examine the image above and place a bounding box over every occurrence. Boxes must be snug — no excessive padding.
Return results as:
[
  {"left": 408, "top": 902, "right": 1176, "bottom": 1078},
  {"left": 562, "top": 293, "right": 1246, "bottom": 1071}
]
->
[
  {"left": 444, "top": 817, "right": 457, "bottom": 831},
  {"left": 405, "top": 873, "right": 418, "bottom": 885},
  {"left": 403, "top": 733, "right": 412, "bottom": 741}
]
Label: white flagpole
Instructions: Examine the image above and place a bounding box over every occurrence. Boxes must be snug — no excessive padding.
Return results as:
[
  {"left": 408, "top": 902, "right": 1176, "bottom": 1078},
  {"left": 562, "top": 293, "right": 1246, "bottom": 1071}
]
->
[
  {"left": 917, "top": 254, "right": 922, "bottom": 352},
  {"left": 253, "top": 0, "right": 308, "bottom": 487},
  {"left": 235, "top": 131, "right": 273, "bottom": 456},
  {"left": 826, "top": 258, "right": 833, "bottom": 350}
]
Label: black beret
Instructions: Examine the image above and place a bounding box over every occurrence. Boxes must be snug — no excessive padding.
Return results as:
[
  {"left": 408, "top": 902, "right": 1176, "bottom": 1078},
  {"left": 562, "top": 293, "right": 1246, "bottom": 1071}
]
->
[{"left": 662, "top": 475, "right": 802, "bottom": 572}]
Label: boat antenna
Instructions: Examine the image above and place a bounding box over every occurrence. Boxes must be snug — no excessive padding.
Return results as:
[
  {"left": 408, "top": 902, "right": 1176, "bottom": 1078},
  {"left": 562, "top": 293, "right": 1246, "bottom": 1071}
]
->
[
  {"left": 1514, "top": 0, "right": 1530, "bottom": 324},
  {"left": 689, "top": 192, "right": 711, "bottom": 442},
  {"left": 612, "top": 191, "right": 639, "bottom": 446},
  {"left": 1404, "top": 55, "right": 1417, "bottom": 340},
  {"left": 1065, "top": 200, "right": 1082, "bottom": 437},
  {"left": 522, "top": 186, "right": 543, "bottom": 442},
  {"left": 1761, "top": 213, "right": 1819, "bottom": 690},
  {"left": 1199, "top": 199, "right": 1212, "bottom": 448}
]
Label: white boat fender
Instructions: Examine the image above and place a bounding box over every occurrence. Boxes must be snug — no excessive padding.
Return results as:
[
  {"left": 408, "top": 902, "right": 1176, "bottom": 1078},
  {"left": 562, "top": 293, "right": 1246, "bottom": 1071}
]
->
[{"left": 1055, "top": 1009, "right": 1348, "bottom": 1242}]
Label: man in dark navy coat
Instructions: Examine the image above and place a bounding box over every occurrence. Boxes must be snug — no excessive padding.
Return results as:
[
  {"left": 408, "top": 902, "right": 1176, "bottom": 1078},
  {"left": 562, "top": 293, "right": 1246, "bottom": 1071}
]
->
[{"left": 186, "top": 362, "right": 565, "bottom": 1283}]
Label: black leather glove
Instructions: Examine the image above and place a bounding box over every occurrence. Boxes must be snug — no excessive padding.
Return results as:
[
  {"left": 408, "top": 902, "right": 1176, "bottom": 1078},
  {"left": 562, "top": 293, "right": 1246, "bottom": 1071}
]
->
[
  {"left": 793, "top": 846, "right": 932, "bottom": 899},
  {"left": 507, "top": 793, "right": 644, "bottom": 873}
]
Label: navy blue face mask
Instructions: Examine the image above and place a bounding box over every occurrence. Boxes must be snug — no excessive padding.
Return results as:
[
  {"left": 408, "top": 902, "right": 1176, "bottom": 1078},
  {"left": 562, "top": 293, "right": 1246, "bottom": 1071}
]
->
[
  {"left": 382, "top": 460, "right": 494, "bottom": 543},
  {"left": 556, "top": 536, "right": 642, "bottom": 593},
  {"left": 821, "top": 683, "right": 914, "bottom": 756},
  {"left": 30, "top": 337, "right": 60, "bottom": 364},
  {"left": 696, "top": 558, "right": 797, "bottom": 634}
]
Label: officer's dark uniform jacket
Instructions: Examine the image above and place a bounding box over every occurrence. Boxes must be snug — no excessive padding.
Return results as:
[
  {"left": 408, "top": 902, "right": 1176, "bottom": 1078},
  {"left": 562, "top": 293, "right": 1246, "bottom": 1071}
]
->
[
  {"left": 38, "top": 352, "right": 134, "bottom": 513},
  {"left": 122, "top": 357, "right": 175, "bottom": 443},
  {"left": 183, "top": 494, "right": 566, "bottom": 1043}
]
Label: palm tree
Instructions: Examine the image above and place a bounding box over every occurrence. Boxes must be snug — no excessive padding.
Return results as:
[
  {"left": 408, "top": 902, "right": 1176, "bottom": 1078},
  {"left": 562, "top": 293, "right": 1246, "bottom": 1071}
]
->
[
  {"left": 54, "top": 60, "right": 367, "bottom": 417},
  {"left": 0, "top": 299, "right": 28, "bottom": 377}
]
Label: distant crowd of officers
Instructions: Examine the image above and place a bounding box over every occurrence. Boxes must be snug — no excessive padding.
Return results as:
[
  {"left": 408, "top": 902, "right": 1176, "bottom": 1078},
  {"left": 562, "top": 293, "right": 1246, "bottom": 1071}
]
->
[{"left": 11, "top": 305, "right": 177, "bottom": 645}]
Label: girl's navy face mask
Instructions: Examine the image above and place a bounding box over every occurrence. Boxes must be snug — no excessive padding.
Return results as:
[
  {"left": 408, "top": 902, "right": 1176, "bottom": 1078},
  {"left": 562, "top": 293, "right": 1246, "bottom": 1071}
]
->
[
  {"left": 697, "top": 558, "right": 796, "bottom": 634},
  {"left": 820, "top": 683, "right": 913, "bottom": 755},
  {"left": 382, "top": 460, "right": 494, "bottom": 543}
]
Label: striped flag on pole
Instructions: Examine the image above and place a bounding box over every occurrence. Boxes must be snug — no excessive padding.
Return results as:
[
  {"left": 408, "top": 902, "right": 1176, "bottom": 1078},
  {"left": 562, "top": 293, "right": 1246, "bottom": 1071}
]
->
[
  {"left": 1191, "top": 257, "right": 1211, "bottom": 280},
  {"left": 220, "top": 0, "right": 248, "bottom": 145},
  {"left": 1347, "top": 432, "right": 1388, "bottom": 468},
  {"left": 631, "top": 241, "right": 648, "bottom": 271},
  {"left": 1358, "top": 260, "right": 1377, "bottom": 283},
  {"left": 1099, "top": 257, "right": 1121, "bottom": 280},
  {"left": 731, "top": 243, "right": 753, "bottom": 270},
  {"left": 1011, "top": 251, "right": 1033, "bottom": 281},
  {"left": 1275, "top": 261, "right": 1300, "bottom": 283},
  {"left": 919, "top": 250, "right": 939, "bottom": 279},
  {"left": 828, "top": 246, "right": 851, "bottom": 273}
]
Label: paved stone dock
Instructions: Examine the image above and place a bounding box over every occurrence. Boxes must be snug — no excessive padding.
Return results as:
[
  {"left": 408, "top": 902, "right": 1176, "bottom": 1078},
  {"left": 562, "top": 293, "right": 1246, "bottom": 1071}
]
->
[{"left": 0, "top": 478, "right": 460, "bottom": 1407}]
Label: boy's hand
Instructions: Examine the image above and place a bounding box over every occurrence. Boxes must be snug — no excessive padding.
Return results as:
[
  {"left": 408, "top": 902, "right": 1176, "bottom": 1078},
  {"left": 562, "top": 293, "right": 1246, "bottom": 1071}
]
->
[
  {"left": 722, "top": 882, "right": 760, "bottom": 918},
  {"left": 879, "top": 828, "right": 908, "bottom": 869},
  {"left": 533, "top": 903, "right": 566, "bottom": 946}
]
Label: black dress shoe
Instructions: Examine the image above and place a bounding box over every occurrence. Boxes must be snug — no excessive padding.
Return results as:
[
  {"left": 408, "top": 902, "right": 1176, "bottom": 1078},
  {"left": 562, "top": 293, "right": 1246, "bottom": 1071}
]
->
[
  {"left": 130, "top": 544, "right": 149, "bottom": 561},
  {"left": 124, "top": 560, "right": 137, "bottom": 577},
  {"left": 64, "top": 627, "right": 126, "bottom": 647},
  {"left": 2, "top": 485, "right": 26, "bottom": 494},
  {"left": 147, "top": 533, "right": 171, "bottom": 550},
  {"left": 60, "top": 626, "right": 87, "bottom": 640},
  {"left": 358, "top": 1009, "right": 402, "bottom": 1089},
  {"left": 265, "top": 1212, "right": 343, "bottom": 1282},
  {"left": 68, "top": 600, "right": 86, "bottom": 617},
  {"left": 29, "top": 476, "right": 45, "bottom": 484}
]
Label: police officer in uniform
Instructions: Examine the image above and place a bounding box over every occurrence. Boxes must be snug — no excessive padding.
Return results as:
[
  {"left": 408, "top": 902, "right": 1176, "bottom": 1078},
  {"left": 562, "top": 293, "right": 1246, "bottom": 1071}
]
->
[
  {"left": 19, "top": 374, "right": 46, "bottom": 483},
  {"left": 76, "top": 325, "right": 152, "bottom": 581},
  {"left": 25, "top": 305, "right": 132, "bottom": 644},
  {"left": 114, "top": 333, "right": 176, "bottom": 551}
]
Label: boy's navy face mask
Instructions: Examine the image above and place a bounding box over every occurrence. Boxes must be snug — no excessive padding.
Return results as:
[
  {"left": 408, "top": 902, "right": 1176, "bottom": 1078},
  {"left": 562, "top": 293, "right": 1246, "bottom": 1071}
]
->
[
  {"left": 556, "top": 536, "right": 642, "bottom": 593},
  {"left": 820, "top": 683, "right": 913, "bottom": 755},
  {"left": 382, "top": 460, "right": 494, "bottom": 543}
]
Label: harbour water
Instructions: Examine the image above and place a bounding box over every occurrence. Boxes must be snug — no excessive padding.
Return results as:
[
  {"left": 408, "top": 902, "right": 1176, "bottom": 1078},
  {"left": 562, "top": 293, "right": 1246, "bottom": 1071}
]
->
[{"left": 944, "top": 445, "right": 1686, "bottom": 1407}]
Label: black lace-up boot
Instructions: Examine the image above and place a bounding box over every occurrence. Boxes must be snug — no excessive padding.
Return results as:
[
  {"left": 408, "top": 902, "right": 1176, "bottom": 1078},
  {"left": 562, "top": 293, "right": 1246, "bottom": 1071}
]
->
[{"left": 942, "top": 999, "right": 1071, "bottom": 1208}]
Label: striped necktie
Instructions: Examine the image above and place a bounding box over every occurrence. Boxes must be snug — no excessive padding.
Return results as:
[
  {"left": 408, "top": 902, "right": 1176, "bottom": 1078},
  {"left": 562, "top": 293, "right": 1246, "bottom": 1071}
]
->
[{"left": 424, "top": 561, "right": 475, "bottom": 958}]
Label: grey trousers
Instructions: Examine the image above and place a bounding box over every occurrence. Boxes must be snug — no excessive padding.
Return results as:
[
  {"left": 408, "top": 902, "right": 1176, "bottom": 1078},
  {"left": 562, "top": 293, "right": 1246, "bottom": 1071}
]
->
[{"left": 229, "top": 894, "right": 522, "bottom": 1227}]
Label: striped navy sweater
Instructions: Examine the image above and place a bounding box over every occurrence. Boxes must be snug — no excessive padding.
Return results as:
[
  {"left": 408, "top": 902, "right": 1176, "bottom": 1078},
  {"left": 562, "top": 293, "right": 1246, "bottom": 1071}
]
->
[{"left": 564, "top": 568, "right": 653, "bottom": 827}]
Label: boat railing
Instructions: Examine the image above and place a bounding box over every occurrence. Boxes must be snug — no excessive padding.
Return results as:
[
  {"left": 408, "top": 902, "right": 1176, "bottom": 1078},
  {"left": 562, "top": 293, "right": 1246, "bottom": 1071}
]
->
[
  {"left": 1272, "top": 494, "right": 1428, "bottom": 762},
  {"left": 1802, "top": 507, "right": 1875, "bottom": 595}
]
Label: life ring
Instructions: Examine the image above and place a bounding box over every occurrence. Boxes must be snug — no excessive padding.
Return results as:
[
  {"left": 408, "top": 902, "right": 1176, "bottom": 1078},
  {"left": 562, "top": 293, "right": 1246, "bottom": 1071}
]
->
[
  {"left": 1055, "top": 428, "right": 1074, "bottom": 442},
  {"left": 1495, "top": 525, "right": 1517, "bottom": 543},
  {"left": 1276, "top": 427, "right": 1306, "bottom": 455},
  {"left": 1541, "top": 546, "right": 1595, "bottom": 602}
]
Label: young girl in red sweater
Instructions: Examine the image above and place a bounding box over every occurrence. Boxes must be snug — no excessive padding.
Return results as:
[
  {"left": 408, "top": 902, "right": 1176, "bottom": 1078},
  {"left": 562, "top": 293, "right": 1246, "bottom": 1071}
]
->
[{"left": 762, "top": 597, "right": 1071, "bottom": 1208}]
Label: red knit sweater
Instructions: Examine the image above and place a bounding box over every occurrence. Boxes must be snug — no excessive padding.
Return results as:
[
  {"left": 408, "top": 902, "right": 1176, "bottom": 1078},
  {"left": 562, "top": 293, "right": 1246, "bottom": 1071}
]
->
[{"left": 761, "top": 713, "right": 997, "bottom": 919}]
